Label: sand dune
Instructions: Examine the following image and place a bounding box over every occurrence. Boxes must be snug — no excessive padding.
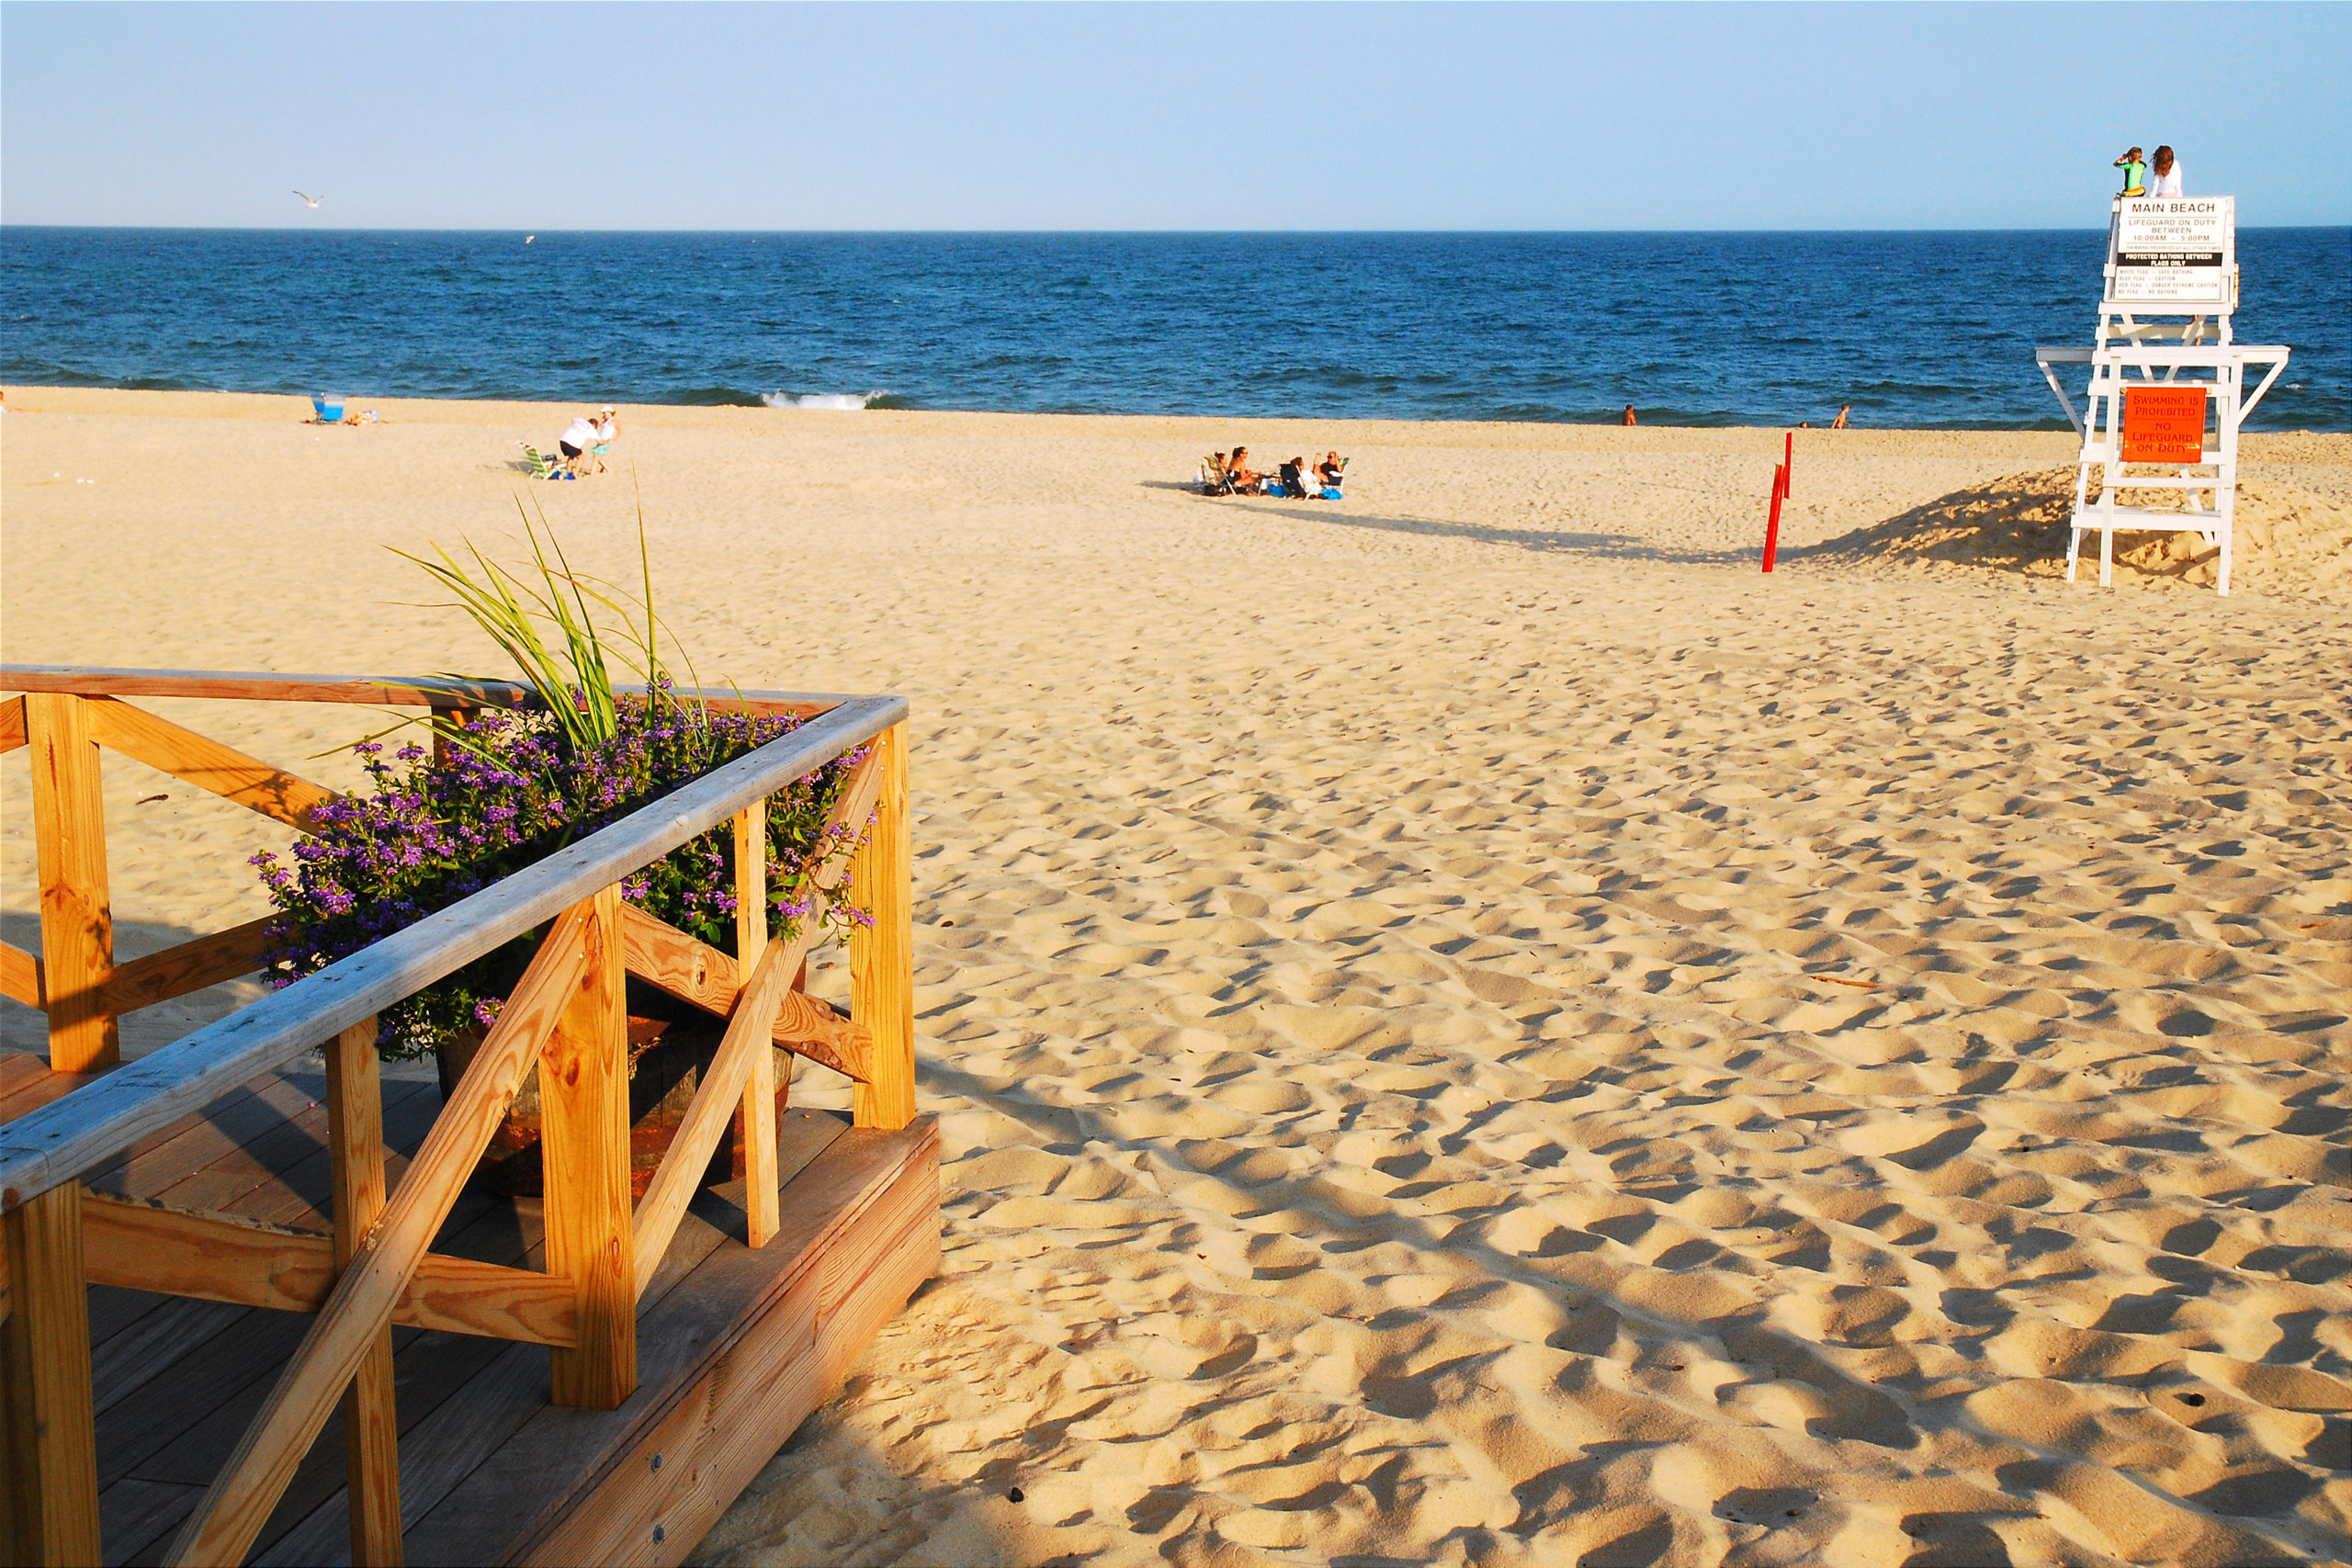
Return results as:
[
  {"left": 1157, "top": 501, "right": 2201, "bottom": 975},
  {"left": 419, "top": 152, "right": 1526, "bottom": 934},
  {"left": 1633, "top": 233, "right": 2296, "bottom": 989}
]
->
[
  {"left": 1809, "top": 465, "right": 2352, "bottom": 597},
  {"left": 4, "top": 391, "right": 2347, "bottom": 1566}
]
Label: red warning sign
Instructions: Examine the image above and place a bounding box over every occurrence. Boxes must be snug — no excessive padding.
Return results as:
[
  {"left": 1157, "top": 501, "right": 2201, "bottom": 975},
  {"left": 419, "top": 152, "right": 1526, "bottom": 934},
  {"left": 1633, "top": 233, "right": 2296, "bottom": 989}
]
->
[{"left": 2121, "top": 385, "right": 2209, "bottom": 463}]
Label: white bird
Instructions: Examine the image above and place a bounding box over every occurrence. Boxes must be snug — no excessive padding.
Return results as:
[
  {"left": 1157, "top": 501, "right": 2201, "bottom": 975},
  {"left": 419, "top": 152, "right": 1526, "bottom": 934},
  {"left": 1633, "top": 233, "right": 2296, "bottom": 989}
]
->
[
  {"left": 525, "top": 235, "right": 536, "bottom": 244},
  {"left": 293, "top": 190, "right": 323, "bottom": 209}
]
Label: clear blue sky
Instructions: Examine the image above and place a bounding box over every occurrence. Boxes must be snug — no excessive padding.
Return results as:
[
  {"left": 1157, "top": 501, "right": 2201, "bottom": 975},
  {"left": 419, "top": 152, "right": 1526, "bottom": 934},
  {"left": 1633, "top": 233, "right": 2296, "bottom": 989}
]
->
[{"left": 5, "top": 2, "right": 2346, "bottom": 231}]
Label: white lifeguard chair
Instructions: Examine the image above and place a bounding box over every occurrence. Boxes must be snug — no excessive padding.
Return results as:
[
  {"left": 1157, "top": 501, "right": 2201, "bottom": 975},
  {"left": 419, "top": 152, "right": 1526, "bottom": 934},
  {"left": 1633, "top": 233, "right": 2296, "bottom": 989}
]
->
[{"left": 2034, "top": 197, "right": 2290, "bottom": 596}]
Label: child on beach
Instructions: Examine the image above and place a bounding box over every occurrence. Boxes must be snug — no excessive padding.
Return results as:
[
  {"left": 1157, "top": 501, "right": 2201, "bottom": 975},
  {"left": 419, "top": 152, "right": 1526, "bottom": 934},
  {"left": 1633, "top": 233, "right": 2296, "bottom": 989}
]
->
[
  {"left": 2149, "top": 145, "right": 2183, "bottom": 197},
  {"left": 590, "top": 405, "right": 618, "bottom": 472},
  {"left": 2114, "top": 147, "right": 2147, "bottom": 197}
]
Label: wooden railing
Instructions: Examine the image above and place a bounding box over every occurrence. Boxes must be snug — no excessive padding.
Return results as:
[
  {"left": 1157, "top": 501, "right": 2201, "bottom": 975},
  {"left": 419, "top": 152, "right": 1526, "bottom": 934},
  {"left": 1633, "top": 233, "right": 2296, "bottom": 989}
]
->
[{"left": 0, "top": 667, "right": 913, "bottom": 1566}]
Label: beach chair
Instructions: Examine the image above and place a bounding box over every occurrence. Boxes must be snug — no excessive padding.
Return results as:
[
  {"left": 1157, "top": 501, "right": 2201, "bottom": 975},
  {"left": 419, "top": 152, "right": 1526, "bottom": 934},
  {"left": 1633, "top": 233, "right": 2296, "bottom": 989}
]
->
[
  {"left": 1200, "top": 456, "right": 1237, "bottom": 496},
  {"left": 518, "top": 442, "right": 571, "bottom": 479}
]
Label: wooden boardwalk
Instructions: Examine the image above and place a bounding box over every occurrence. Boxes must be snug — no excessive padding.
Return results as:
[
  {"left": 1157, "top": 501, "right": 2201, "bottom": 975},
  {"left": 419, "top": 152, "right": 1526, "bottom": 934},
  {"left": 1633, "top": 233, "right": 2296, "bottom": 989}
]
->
[{"left": 3, "top": 1053, "right": 937, "bottom": 1565}]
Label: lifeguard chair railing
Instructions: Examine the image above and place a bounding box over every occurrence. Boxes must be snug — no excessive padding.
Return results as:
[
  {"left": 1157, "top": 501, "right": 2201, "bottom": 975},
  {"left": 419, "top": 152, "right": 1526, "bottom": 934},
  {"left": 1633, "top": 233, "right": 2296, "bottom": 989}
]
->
[{"left": 0, "top": 666, "right": 917, "bottom": 1566}]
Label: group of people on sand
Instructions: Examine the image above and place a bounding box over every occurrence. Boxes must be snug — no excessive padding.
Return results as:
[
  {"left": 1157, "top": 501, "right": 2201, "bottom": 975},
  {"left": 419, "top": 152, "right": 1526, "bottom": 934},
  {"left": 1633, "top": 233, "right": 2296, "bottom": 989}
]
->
[
  {"left": 2113, "top": 144, "right": 2186, "bottom": 198},
  {"left": 525, "top": 406, "right": 620, "bottom": 477},
  {"left": 1204, "top": 446, "right": 1347, "bottom": 499}
]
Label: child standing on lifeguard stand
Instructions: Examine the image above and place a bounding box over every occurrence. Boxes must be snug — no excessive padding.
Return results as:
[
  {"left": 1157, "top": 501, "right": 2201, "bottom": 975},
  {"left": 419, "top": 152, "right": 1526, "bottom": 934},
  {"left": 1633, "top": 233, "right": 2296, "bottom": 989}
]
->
[{"left": 2112, "top": 147, "right": 2147, "bottom": 198}]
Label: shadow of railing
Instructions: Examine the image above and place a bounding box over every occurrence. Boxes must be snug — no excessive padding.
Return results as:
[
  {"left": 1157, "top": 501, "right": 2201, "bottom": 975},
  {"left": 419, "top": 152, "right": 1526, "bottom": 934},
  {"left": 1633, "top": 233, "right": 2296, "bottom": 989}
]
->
[{"left": 0, "top": 911, "right": 275, "bottom": 1061}]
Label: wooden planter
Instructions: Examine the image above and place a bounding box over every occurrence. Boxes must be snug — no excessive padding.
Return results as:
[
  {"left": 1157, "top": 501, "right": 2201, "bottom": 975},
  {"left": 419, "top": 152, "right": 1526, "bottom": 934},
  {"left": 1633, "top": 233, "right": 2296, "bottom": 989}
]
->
[{"left": 437, "top": 976, "right": 801, "bottom": 1199}]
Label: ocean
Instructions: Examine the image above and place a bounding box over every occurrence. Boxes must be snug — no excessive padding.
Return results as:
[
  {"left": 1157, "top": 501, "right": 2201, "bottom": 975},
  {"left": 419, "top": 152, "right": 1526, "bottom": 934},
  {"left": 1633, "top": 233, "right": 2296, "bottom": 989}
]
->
[{"left": 3, "top": 228, "right": 2345, "bottom": 430}]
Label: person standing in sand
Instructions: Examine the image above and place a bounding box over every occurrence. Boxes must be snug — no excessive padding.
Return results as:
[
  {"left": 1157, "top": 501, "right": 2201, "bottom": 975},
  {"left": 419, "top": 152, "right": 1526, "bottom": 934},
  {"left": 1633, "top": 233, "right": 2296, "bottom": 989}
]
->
[
  {"left": 590, "top": 405, "right": 619, "bottom": 473},
  {"left": 1621, "top": 404, "right": 1636, "bottom": 426},
  {"left": 2149, "top": 145, "right": 2184, "bottom": 197},
  {"left": 556, "top": 412, "right": 599, "bottom": 474}
]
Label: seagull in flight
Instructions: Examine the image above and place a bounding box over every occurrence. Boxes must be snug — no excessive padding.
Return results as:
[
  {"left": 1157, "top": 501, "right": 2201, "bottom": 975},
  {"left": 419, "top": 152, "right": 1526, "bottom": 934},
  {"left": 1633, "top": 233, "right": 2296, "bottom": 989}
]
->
[{"left": 293, "top": 190, "right": 323, "bottom": 209}]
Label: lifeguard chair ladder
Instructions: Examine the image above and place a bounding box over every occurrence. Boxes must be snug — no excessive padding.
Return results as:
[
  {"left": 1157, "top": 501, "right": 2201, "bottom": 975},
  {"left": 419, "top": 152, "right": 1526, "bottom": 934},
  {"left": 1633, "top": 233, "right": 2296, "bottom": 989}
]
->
[{"left": 2033, "top": 196, "right": 2290, "bottom": 596}]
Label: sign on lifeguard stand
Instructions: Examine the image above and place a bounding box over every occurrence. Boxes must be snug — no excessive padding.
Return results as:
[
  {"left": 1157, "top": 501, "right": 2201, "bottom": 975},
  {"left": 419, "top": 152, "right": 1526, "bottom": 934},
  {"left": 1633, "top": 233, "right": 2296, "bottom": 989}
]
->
[{"left": 2034, "top": 196, "right": 2290, "bottom": 596}]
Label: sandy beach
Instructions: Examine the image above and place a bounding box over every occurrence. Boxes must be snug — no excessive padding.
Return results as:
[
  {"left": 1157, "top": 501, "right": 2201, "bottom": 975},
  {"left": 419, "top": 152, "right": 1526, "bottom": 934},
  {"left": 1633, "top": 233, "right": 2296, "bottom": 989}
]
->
[{"left": 4, "top": 389, "right": 2348, "bottom": 1566}]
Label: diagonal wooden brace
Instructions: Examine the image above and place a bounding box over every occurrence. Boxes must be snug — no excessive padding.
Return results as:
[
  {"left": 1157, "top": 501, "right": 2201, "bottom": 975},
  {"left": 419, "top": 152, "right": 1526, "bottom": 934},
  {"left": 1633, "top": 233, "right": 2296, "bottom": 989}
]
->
[
  {"left": 618, "top": 906, "right": 874, "bottom": 1084},
  {"left": 82, "top": 695, "right": 340, "bottom": 834},
  {"left": 163, "top": 903, "right": 594, "bottom": 1568},
  {"left": 630, "top": 935, "right": 807, "bottom": 1299}
]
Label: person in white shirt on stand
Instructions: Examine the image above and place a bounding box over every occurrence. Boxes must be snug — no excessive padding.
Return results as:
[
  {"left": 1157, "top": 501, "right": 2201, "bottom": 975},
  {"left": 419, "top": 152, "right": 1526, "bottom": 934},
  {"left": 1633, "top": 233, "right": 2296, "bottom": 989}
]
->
[{"left": 2149, "top": 145, "right": 2184, "bottom": 197}]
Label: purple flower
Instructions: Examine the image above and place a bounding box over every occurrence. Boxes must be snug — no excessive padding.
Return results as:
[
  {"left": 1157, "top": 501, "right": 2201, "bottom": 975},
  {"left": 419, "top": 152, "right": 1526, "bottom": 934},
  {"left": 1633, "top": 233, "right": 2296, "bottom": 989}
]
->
[{"left": 255, "top": 694, "right": 869, "bottom": 1059}]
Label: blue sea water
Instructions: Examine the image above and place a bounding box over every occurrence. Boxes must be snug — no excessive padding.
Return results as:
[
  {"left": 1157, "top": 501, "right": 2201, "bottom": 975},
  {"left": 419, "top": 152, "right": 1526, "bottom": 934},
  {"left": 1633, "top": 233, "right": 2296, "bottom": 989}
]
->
[{"left": 3, "top": 228, "right": 2345, "bottom": 430}]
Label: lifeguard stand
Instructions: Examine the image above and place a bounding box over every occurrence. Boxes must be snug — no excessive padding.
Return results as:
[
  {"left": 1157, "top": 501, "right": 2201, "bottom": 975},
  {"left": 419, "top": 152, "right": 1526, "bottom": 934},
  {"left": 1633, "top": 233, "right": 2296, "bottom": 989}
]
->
[{"left": 2034, "top": 197, "right": 2290, "bottom": 595}]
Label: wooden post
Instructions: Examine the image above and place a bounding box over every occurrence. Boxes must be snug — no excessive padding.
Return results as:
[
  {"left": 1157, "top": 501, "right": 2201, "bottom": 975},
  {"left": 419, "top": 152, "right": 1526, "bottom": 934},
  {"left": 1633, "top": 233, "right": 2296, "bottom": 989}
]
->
[
  {"left": 849, "top": 725, "right": 915, "bottom": 1131},
  {"left": 327, "top": 1018, "right": 402, "bottom": 1565},
  {"left": 427, "top": 705, "right": 477, "bottom": 770},
  {"left": 24, "top": 694, "right": 118, "bottom": 1073},
  {"left": 1, "top": 1184, "right": 101, "bottom": 1566},
  {"left": 537, "top": 887, "right": 636, "bottom": 1409},
  {"left": 735, "top": 803, "right": 778, "bottom": 1247}
]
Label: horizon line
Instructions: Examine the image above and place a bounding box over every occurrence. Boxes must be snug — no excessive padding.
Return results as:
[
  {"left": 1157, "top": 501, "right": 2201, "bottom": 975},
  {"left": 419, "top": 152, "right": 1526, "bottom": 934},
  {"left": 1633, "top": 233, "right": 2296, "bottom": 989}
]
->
[{"left": 10, "top": 222, "right": 2351, "bottom": 237}]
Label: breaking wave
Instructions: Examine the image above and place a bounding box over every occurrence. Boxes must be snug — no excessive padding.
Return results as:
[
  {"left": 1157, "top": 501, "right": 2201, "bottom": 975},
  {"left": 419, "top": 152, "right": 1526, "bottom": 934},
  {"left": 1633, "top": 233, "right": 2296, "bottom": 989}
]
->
[{"left": 760, "top": 389, "right": 889, "bottom": 410}]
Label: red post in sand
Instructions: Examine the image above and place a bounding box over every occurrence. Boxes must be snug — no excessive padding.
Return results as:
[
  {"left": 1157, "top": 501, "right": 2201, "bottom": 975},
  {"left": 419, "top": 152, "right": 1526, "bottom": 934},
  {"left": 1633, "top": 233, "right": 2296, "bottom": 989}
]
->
[
  {"left": 1783, "top": 430, "right": 1793, "bottom": 498},
  {"left": 1762, "top": 463, "right": 1785, "bottom": 572}
]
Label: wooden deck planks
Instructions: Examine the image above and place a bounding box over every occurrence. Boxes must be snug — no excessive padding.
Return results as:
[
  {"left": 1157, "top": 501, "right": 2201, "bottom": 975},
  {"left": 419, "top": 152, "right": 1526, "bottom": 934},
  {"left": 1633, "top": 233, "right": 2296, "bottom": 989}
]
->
[
  {"left": 265, "top": 1112, "right": 856, "bottom": 1566},
  {"left": 3, "top": 1048, "right": 933, "bottom": 1566},
  {"left": 524, "top": 1123, "right": 940, "bottom": 1568},
  {"left": 412, "top": 1116, "right": 933, "bottom": 1567}
]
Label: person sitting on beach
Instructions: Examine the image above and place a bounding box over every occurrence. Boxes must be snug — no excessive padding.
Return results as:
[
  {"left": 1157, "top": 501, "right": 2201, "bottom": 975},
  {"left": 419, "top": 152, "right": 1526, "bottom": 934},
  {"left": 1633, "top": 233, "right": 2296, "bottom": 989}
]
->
[
  {"left": 1226, "top": 446, "right": 1262, "bottom": 494},
  {"left": 2149, "top": 144, "right": 2183, "bottom": 197},
  {"left": 557, "top": 413, "right": 599, "bottom": 473},
  {"left": 1279, "top": 457, "right": 1310, "bottom": 497},
  {"left": 1315, "top": 452, "right": 1346, "bottom": 494},
  {"left": 2114, "top": 146, "right": 2147, "bottom": 198},
  {"left": 1831, "top": 404, "right": 1850, "bottom": 430}
]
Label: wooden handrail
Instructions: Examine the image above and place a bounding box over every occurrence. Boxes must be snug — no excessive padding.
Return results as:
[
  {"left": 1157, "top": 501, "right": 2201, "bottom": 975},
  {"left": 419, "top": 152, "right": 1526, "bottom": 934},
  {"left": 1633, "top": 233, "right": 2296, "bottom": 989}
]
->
[
  {"left": 0, "top": 664, "right": 854, "bottom": 718},
  {"left": 166, "top": 904, "right": 594, "bottom": 1566},
  {"left": 0, "top": 693, "right": 908, "bottom": 1212}
]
